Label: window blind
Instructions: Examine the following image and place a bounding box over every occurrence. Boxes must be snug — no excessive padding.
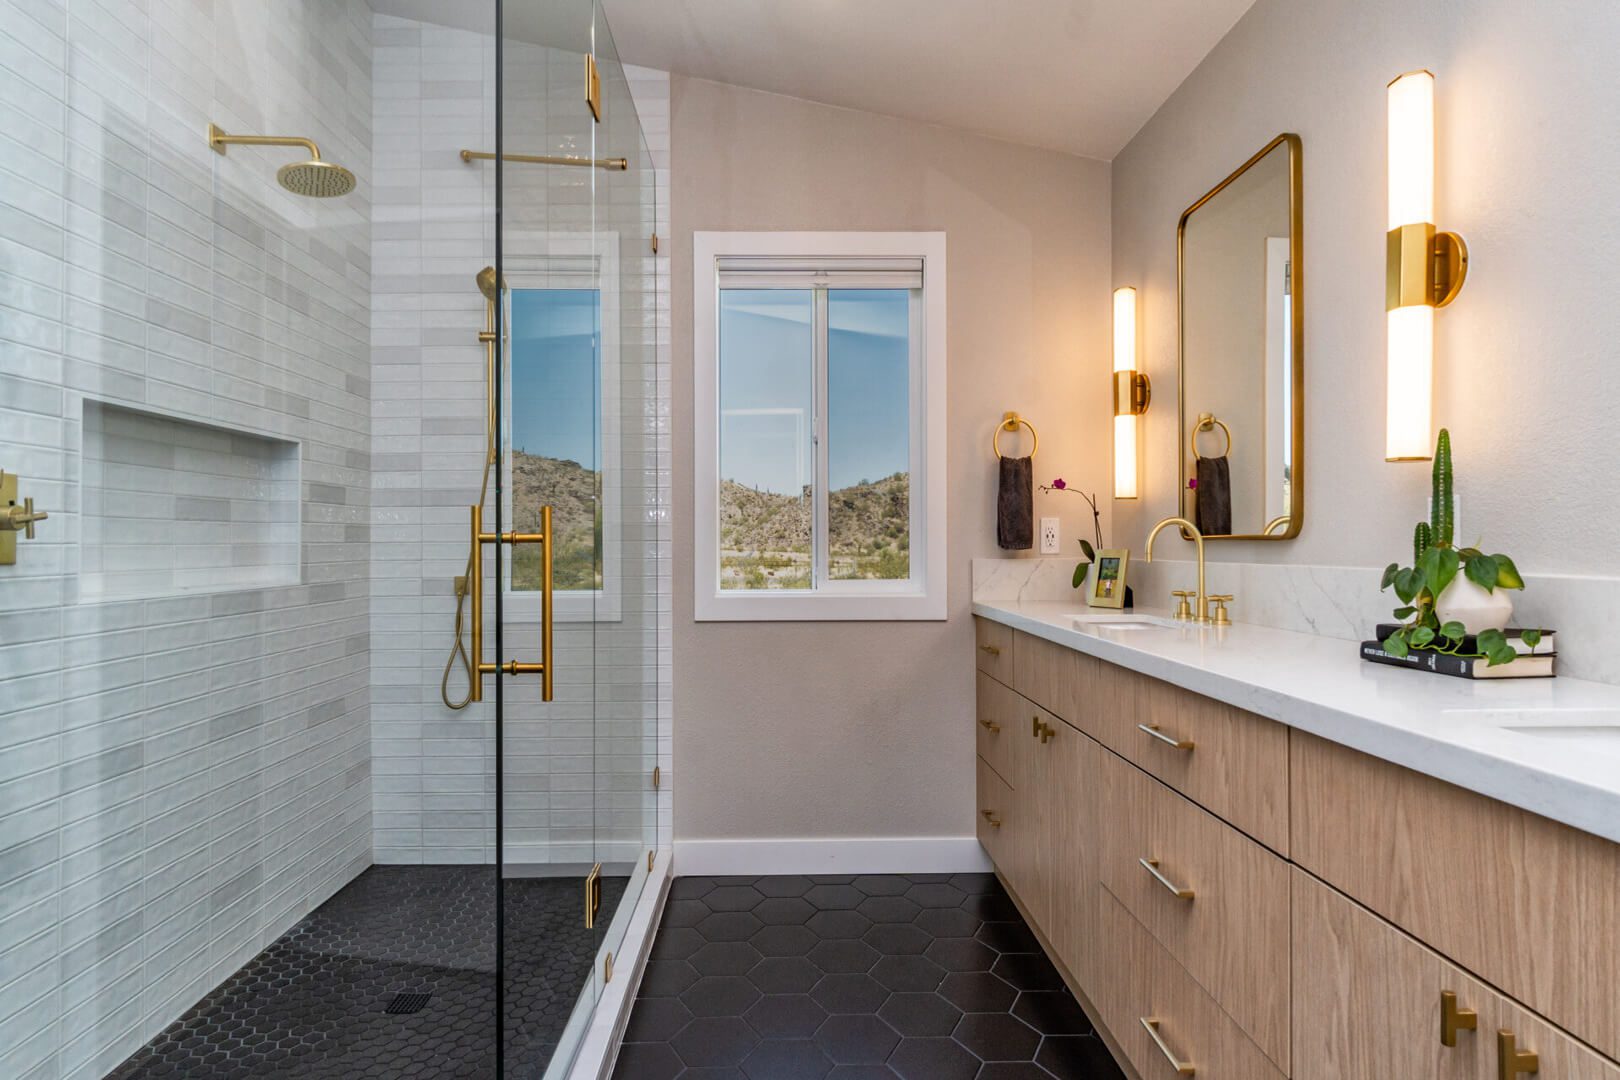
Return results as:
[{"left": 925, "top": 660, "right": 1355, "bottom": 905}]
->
[{"left": 716, "top": 256, "right": 924, "bottom": 290}]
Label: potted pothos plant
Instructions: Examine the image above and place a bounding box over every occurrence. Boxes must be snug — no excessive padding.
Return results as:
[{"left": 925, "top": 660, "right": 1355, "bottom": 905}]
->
[
  {"left": 1040, "top": 479, "right": 1102, "bottom": 588},
  {"left": 1379, "top": 429, "right": 1537, "bottom": 666}
]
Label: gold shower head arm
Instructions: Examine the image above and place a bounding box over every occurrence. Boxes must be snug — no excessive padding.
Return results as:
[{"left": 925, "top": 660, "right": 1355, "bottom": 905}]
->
[
  {"left": 209, "top": 124, "right": 323, "bottom": 161},
  {"left": 460, "top": 149, "right": 628, "bottom": 171}
]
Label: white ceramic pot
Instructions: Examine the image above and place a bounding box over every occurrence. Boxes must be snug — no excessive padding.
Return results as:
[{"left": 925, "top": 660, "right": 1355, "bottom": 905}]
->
[{"left": 1435, "top": 575, "right": 1514, "bottom": 634}]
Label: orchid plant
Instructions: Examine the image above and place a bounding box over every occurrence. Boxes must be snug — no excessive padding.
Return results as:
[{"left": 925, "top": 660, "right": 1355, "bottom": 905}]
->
[{"left": 1039, "top": 479, "right": 1103, "bottom": 588}]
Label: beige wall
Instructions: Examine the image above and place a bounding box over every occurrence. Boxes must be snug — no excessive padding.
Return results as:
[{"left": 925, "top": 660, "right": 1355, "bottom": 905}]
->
[
  {"left": 1113, "top": 0, "right": 1620, "bottom": 575},
  {"left": 672, "top": 77, "right": 1112, "bottom": 844}
]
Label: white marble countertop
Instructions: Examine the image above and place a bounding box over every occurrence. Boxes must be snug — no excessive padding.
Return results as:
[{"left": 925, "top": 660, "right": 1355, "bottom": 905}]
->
[{"left": 972, "top": 598, "right": 1620, "bottom": 845}]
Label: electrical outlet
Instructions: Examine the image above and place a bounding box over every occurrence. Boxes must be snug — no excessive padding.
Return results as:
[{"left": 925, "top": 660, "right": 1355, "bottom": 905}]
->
[{"left": 1040, "top": 517, "right": 1060, "bottom": 554}]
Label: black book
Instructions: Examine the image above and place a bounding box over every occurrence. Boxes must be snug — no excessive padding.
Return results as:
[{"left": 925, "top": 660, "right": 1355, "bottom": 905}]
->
[
  {"left": 1372, "top": 624, "right": 1555, "bottom": 658},
  {"left": 1360, "top": 640, "right": 1554, "bottom": 680}
]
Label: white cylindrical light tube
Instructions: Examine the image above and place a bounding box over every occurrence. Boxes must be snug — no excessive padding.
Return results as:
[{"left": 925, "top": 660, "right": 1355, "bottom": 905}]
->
[
  {"left": 1387, "top": 70, "right": 1436, "bottom": 460},
  {"left": 1112, "top": 287, "right": 1139, "bottom": 498}
]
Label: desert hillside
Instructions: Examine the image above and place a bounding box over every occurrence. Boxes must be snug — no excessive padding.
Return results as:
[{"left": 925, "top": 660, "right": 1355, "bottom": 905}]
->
[
  {"left": 720, "top": 472, "right": 909, "bottom": 588},
  {"left": 510, "top": 451, "right": 599, "bottom": 590}
]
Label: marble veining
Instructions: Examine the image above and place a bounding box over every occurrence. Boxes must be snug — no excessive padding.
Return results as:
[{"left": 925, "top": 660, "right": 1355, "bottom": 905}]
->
[{"left": 972, "top": 568, "right": 1620, "bottom": 845}]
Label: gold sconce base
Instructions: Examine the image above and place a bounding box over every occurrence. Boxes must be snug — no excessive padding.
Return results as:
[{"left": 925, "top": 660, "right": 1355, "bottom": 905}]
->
[
  {"left": 1387, "top": 223, "right": 1468, "bottom": 309},
  {"left": 1113, "top": 371, "right": 1151, "bottom": 416}
]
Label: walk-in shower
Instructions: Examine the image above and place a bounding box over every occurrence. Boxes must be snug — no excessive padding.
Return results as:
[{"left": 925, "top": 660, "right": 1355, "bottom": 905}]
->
[{"left": 0, "top": 1, "right": 668, "bottom": 1078}]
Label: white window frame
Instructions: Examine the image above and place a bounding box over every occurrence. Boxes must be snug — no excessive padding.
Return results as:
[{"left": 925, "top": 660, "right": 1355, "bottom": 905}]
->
[
  {"left": 501, "top": 234, "right": 622, "bottom": 623},
  {"left": 693, "top": 231, "right": 947, "bottom": 621}
]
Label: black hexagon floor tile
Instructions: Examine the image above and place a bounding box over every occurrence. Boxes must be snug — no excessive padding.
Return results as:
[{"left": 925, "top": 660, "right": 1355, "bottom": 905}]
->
[
  {"left": 107, "top": 865, "right": 630, "bottom": 1080},
  {"left": 620, "top": 874, "right": 1125, "bottom": 1080}
]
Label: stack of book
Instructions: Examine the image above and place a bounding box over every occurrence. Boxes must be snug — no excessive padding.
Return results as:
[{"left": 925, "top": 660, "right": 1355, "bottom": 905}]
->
[{"left": 1360, "top": 625, "right": 1556, "bottom": 680}]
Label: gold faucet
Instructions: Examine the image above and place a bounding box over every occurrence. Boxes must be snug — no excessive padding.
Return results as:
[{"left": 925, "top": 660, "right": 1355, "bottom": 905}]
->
[{"left": 1144, "top": 517, "right": 1210, "bottom": 623}]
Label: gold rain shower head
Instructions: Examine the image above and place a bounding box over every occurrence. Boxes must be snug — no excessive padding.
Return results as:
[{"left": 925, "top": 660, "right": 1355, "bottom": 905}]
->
[{"left": 208, "top": 123, "right": 357, "bottom": 198}]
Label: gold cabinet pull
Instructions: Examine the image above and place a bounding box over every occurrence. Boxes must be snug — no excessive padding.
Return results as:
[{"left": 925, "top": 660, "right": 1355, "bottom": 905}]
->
[
  {"left": 1140, "top": 858, "right": 1195, "bottom": 900},
  {"left": 981, "top": 809, "right": 1002, "bottom": 829},
  {"left": 1138, "top": 722, "right": 1195, "bottom": 751},
  {"left": 584, "top": 862, "right": 603, "bottom": 929},
  {"left": 1140, "top": 1018, "right": 1196, "bottom": 1076},
  {"left": 1497, "top": 1031, "right": 1539, "bottom": 1079},
  {"left": 1040, "top": 721, "right": 1056, "bottom": 744},
  {"left": 979, "top": 643, "right": 1002, "bottom": 656},
  {"left": 979, "top": 718, "right": 1001, "bottom": 733},
  {"left": 1441, "top": 990, "right": 1478, "bottom": 1047}
]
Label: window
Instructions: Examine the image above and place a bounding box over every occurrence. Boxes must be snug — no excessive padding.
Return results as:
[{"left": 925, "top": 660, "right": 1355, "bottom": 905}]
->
[
  {"left": 503, "top": 242, "right": 620, "bottom": 622},
  {"left": 693, "top": 232, "right": 946, "bottom": 620}
]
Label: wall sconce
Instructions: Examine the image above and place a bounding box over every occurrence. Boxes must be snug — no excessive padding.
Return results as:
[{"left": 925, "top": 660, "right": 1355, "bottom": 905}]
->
[
  {"left": 1386, "top": 69, "right": 1467, "bottom": 462},
  {"left": 1112, "top": 286, "right": 1150, "bottom": 499}
]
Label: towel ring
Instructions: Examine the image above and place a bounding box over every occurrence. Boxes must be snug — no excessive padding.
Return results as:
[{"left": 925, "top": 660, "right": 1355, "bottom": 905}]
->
[
  {"left": 1190, "top": 412, "right": 1232, "bottom": 461},
  {"left": 994, "top": 412, "right": 1038, "bottom": 459}
]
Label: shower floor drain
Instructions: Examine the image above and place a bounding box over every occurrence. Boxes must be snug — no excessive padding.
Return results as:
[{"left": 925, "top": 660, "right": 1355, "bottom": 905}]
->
[{"left": 386, "top": 992, "right": 432, "bottom": 1015}]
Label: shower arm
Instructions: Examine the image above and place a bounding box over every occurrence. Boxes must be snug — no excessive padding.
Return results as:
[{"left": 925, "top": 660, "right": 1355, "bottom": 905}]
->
[
  {"left": 460, "top": 149, "right": 627, "bottom": 171},
  {"left": 209, "top": 125, "right": 324, "bottom": 160}
]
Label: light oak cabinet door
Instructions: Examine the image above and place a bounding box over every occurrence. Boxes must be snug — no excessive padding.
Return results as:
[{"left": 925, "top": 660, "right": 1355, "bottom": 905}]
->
[
  {"left": 1005, "top": 696, "right": 1061, "bottom": 932},
  {"left": 1292, "top": 868, "right": 1445, "bottom": 1080},
  {"left": 1102, "top": 750, "right": 1291, "bottom": 1071},
  {"left": 1438, "top": 969, "right": 1620, "bottom": 1080},
  {"left": 1042, "top": 718, "right": 1101, "bottom": 991},
  {"left": 974, "top": 617, "right": 1014, "bottom": 682},
  {"left": 976, "top": 754, "right": 1012, "bottom": 866},
  {"left": 1011, "top": 630, "right": 1105, "bottom": 739},
  {"left": 1293, "top": 732, "right": 1620, "bottom": 1062},
  {"left": 974, "top": 671, "right": 1014, "bottom": 783}
]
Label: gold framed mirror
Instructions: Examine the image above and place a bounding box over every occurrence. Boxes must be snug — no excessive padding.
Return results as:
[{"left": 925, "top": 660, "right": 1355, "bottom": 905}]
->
[{"left": 1178, "top": 133, "right": 1303, "bottom": 540}]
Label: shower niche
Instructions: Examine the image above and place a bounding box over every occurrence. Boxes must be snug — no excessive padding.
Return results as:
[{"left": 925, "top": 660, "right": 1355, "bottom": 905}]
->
[{"left": 79, "top": 400, "right": 301, "bottom": 600}]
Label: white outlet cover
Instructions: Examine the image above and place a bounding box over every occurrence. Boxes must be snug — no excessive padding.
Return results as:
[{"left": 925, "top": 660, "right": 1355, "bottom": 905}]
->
[{"left": 1040, "top": 517, "right": 1060, "bottom": 554}]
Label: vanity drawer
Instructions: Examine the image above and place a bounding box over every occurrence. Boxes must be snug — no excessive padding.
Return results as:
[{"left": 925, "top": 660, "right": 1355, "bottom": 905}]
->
[
  {"left": 1292, "top": 732, "right": 1620, "bottom": 1063},
  {"left": 1011, "top": 628, "right": 1108, "bottom": 740},
  {"left": 1102, "top": 667, "right": 1289, "bottom": 853},
  {"left": 1441, "top": 969, "right": 1620, "bottom": 1080},
  {"left": 974, "top": 617, "right": 1014, "bottom": 682},
  {"left": 1097, "top": 891, "right": 1286, "bottom": 1080},
  {"left": 974, "top": 671, "right": 1015, "bottom": 782},
  {"left": 976, "top": 754, "right": 1012, "bottom": 865},
  {"left": 1101, "top": 748, "right": 1291, "bottom": 1071}
]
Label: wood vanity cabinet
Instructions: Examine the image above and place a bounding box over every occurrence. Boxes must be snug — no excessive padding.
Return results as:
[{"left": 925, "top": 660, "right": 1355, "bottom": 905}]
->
[{"left": 969, "top": 618, "right": 1620, "bottom": 1080}]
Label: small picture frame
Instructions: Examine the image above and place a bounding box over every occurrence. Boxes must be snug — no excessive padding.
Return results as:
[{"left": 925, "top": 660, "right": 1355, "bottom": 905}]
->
[{"left": 1085, "top": 549, "right": 1131, "bottom": 609}]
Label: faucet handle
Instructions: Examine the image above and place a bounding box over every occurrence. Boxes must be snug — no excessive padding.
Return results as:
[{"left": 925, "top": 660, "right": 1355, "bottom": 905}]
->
[
  {"left": 1170, "top": 589, "right": 1195, "bottom": 621},
  {"left": 6, "top": 497, "right": 47, "bottom": 539},
  {"left": 1207, "top": 594, "right": 1234, "bottom": 626}
]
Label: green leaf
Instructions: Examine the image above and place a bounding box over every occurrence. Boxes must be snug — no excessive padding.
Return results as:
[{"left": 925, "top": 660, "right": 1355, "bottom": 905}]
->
[
  {"left": 1485, "top": 644, "right": 1518, "bottom": 668},
  {"left": 1382, "top": 634, "right": 1410, "bottom": 658},
  {"left": 1393, "top": 567, "right": 1422, "bottom": 604},
  {"left": 1392, "top": 605, "right": 1417, "bottom": 620},
  {"left": 1419, "top": 546, "right": 1460, "bottom": 599},
  {"left": 1476, "top": 628, "right": 1507, "bottom": 655},
  {"left": 1410, "top": 626, "right": 1436, "bottom": 648},
  {"left": 1078, "top": 539, "right": 1096, "bottom": 562},
  {"left": 1381, "top": 563, "right": 1401, "bottom": 591},
  {"left": 1521, "top": 628, "right": 1543, "bottom": 652},
  {"left": 1440, "top": 621, "right": 1467, "bottom": 642},
  {"left": 1493, "top": 553, "right": 1525, "bottom": 590},
  {"left": 1072, "top": 561, "right": 1089, "bottom": 589},
  {"left": 1464, "top": 554, "right": 1499, "bottom": 592}
]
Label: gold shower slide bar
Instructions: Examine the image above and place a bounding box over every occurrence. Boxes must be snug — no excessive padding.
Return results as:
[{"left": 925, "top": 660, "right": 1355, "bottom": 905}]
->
[
  {"left": 467, "top": 504, "right": 554, "bottom": 702},
  {"left": 459, "top": 149, "right": 628, "bottom": 171}
]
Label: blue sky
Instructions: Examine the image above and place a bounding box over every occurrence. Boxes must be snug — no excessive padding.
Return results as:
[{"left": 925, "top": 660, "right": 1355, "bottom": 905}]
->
[
  {"left": 720, "top": 289, "right": 910, "bottom": 494},
  {"left": 510, "top": 289, "right": 599, "bottom": 468}
]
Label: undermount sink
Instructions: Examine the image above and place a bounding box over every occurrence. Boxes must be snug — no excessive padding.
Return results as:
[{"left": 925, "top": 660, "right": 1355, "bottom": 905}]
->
[
  {"left": 1444, "top": 708, "right": 1620, "bottom": 758},
  {"left": 1071, "top": 612, "right": 1183, "bottom": 631}
]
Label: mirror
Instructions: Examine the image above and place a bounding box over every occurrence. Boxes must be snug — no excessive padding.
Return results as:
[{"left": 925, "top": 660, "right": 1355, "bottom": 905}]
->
[{"left": 1178, "top": 133, "right": 1302, "bottom": 540}]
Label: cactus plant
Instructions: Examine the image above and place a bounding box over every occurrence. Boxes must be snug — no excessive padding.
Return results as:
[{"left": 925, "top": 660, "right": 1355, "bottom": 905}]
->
[
  {"left": 1413, "top": 521, "right": 1431, "bottom": 564},
  {"left": 1430, "top": 429, "right": 1454, "bottom": 548}
]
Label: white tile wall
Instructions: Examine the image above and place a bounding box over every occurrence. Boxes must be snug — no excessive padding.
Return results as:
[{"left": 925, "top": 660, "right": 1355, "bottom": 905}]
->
[
  {"left": 366, "top": 15, "right": 671, "bottom": 867},
  {"left": 0, "top": 1, "right": 373, "bottom": 1077}
]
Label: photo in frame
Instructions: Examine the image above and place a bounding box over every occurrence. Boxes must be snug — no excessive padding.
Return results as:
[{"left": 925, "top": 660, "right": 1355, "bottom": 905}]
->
[{"left": 1085, "top": 548, "right": 1131, "bottom": 609}]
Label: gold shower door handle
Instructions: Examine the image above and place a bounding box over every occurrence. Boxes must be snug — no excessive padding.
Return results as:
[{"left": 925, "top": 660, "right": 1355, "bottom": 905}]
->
[
  {"left": 584, "top": 862, "right": 603, "bottom": 928},
  {"left": 468, "top": 504, "right": 555, "bottom": 702}
]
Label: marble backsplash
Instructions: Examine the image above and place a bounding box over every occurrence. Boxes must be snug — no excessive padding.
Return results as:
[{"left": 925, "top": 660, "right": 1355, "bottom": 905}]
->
[{"left": 972, "top": 556, "right": 1620, "bottom": 686}]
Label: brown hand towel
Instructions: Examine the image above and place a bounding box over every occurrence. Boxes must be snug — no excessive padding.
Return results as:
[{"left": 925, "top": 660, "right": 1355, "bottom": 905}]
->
[
  {"left": 997, "top": 455, "right": 1034, "bottom": 550},
  {"left": 1195, "top": 455, "right": 1233, "bottom": 536}
]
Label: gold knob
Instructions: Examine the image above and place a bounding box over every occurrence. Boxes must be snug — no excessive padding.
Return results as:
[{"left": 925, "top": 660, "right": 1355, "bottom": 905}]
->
[
  {"left": 1207, "top": 594, "right": 1233, "bottom": 627},
  {"left": 979, "top": 644, "right": 1001, "bottom": 656},
  {"left": 5, "top": 497, "right": 47, "bottom": 539},
  {"left": 1497, "top": 1030, "right": 1539, "bottom": 1079},
  {"left": 1170, "top": 589, "right": 1194, "bottom": 621},
  {"left": 979, "top": 718, "right": 1001, "bottom": 733},
  {"left": 1441, "top": 990, "right": 1477, "bottom": 1048},
  {"left": 981, "top": 809, "right": 1001, "bottom": 829},
  {"left": 1040, "top": 722, "right": 1056, "bottom": 744}
]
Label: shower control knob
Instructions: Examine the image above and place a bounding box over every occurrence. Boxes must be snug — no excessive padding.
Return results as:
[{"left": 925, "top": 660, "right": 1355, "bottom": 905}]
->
[{"left": 5, "top": 497, "right": 46, "bottom": 538}]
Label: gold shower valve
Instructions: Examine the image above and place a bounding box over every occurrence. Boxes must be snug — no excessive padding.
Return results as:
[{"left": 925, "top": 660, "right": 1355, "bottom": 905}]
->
[{"left": 1, "top": 470, "right": 48, "bottom": 566}]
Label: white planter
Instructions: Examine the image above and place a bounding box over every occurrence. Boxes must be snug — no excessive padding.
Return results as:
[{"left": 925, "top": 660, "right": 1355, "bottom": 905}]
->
[{"left": 1435, "top": 575, "right": 1515, "bottom": 634}]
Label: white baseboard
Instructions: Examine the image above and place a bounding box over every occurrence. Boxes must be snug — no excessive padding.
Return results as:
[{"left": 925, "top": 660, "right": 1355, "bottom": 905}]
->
[{"left": 673, "top": 836, "right": 991, "bottom": 877}]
